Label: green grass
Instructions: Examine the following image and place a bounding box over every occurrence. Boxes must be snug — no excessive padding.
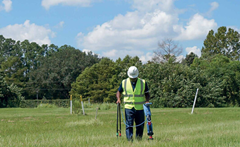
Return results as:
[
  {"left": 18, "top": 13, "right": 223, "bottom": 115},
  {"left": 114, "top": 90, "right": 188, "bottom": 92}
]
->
[{"left": 0, "top": 106, "right": 240, "bottom": 147}]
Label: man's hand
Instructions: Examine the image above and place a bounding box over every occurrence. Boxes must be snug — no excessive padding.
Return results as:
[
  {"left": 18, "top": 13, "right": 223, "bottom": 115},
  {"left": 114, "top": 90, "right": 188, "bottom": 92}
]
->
[
  {"left": 116, "top": 91, "right": 121, "bottom": 104},
  {"left": 116, "top": 99, "right": 121, "bottom": 104}
]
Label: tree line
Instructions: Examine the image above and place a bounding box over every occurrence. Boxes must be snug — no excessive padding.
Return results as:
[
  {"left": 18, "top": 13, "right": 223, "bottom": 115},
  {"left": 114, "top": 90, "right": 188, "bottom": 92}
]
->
[
  {"left": 0, "top": 36, "right": 100, "bottom": 107},
  {"left": 1, "top": 26, "right": 240, "bottom": 108}
]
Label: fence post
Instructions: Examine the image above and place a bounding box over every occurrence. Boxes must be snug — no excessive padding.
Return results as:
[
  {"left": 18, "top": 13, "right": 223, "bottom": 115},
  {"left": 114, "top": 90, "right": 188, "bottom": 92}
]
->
[
  {"left": 70, "top": 95, "right": 72, "bottom": 114},
  {"left": 95, "top": 107, "right": 98, "bottom": 119},
  {"left": 80, "top": 95, "right": 85, "bottom": 115},
  {"left": 36, "top": 90, "right": 39, "bottom": 106}
]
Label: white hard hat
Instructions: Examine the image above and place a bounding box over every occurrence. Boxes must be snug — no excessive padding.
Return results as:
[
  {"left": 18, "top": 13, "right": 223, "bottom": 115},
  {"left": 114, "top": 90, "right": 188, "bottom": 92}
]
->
[{"left": 127, "top": 66, "right": 139, "bottom": 78}]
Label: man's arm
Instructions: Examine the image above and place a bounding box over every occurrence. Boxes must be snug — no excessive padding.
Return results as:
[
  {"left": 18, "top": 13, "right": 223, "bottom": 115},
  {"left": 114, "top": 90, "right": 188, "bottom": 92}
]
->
[
  {"left": 145, "top": 82, "right": 150, "bottom": 103},
  {"left": 116, "top": 82, "right": 123, "bottom": 104},
  {"left": 145, "top": 92, "right": 150, "bottom": 103},
  {"left": 116, "top": 91, "right": 121, "bottom": 104}
]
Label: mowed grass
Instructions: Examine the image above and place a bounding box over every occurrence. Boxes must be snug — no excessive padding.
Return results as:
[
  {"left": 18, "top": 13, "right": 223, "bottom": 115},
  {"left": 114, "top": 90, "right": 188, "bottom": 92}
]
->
[{"left": 0, "top": 106, "right": 240, "bottom": 147}]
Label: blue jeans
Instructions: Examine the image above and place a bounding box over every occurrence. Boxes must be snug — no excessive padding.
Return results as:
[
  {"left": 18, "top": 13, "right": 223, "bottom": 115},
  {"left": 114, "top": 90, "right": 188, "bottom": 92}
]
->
[{"left": 125, "top": 107, "right": 145, "bottom": 140}]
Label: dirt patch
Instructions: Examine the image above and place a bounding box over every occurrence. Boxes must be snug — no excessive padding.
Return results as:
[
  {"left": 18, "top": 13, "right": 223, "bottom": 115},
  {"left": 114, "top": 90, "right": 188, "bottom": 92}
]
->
[
  {"left": 24, "top": 117, "right": 32, "bottom": 120},
  {"left": 56, "top": 117, "right": 64, "bottom": 119},
  {"left": 203, "top": 111, "right": 212, "bottom": 114},
  {"left": 8, "top": 120, "right": 14, "bottom": 123},
  {"left": 21, "top": 117, "right": 37, "bottom": 121}
]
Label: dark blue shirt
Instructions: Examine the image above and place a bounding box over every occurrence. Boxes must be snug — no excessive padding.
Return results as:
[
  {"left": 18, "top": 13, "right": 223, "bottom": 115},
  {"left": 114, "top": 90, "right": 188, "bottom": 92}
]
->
[{"left": 118, "top": 80, "right": 149, "bottom": 93}]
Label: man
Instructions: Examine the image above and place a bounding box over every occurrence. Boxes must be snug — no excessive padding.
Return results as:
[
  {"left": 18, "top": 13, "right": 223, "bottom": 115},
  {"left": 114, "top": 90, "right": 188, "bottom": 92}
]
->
[{"left": 116, "top": 66, "right": 150, "bottom": 141}]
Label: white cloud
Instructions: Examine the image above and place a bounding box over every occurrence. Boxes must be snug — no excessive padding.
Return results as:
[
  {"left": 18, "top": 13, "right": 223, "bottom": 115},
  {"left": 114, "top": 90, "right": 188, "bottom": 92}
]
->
[
  {"left": 54, "top": 21, "right": 64, "bottom": 28},
  {"left": 82, "top": 49, "right": 91, "bottom": 53},
  {"left": 131, "top": 0, "right": 175, "bottom": 13},
  {"left": 102, "top": 50, "right": 153, "bottom": 63},
  {"left": 206, "top": 2, "right": 219, "bottom": 17},
  {"left": 140, "top": 52, "right": 153, "bottom": 63},
  {"left": 82, "top": 49, "right": 96, "bottom": 55},
  {"left": 210, "top": 2, "right": 219, "bottom": 11},
  {"left": 0, "top": 20, "right": 55, "bottom": 45},
  {"left": 76, "top": 0, "right": 217, "bottom": 60},
  {"left": 102, "top": 49, "right": 117, "bottom": 57},
  {"left": 186, "top": 46, "right": 201, "bottom": 57},
  {"left": 102, "top": 49, "right": 145, "bottom": 60},
  {"left": 59, "top": 21, "right": 64, "bottom": 27},
  {"left": 176, "top": 55, "right": 184, "bottom": 62},
  {"left": 83, "top": 48, "right": 152, "bottom": 63},
  {"left": 42, "top": 0, "right": 92, "bottom": 9},
  {"left": 175, "top": 13, "right": 217, "bottom": 40},
  {"left": 77, "top": 9, "right": 178, "bottom": 52},
  {"left": 0, "top": 0, "right": 12, "bottom": 12}
]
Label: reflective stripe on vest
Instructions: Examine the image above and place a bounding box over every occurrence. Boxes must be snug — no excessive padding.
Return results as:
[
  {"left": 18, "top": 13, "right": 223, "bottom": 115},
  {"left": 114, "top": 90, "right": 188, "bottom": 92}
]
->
[{"left": 124, "top": 101, "right": 146, "bottom": 104}]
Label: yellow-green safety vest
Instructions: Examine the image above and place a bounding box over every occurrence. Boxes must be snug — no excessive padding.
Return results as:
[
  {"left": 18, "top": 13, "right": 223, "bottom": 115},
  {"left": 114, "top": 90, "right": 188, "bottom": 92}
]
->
[{"left": 122, "top": 78, "right": 146, "bottom": 110}]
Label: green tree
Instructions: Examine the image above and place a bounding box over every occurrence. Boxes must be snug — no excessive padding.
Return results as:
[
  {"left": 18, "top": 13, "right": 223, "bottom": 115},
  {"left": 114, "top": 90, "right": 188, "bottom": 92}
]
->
[
  {"left": 0, "top": 70, "right": 7, "bottom": 107},
  {"left": 70, "top": 55, "right": 143, "bottom": 103},
  {"left": 29, "top": 45, "right": 100, "bottom": 99},
  {"left": 141, "top": 57, "right": 231, "bottom": 108},
  {"left": 0, "top": 39, "right": 47, "bottom": 99},
  {"left": 71, "top": 58, "right": 115, "bottom": 102},
  {"left": 0, "top": 37, "right": 27, "bottom": 91},
  {"left": 191, "top": 55, "right": 240, "bottom": 106},
  {"left": 0, "top": 69, "right": 24, "bottom": 107},
  {"left": 141, "top": 62, "right": 199, "bottom": 107},
  {"left": 116, "top": 55, "right": 143, "bottom": 79},
  {"left": 202, "top": 26, "right": 240, "bottom": 60},
  {"left": 1, "top": 56, "right": 26, "bottom": 86},
  {"left": 182, "top": 52, "right": 198, "bottom": 66}
]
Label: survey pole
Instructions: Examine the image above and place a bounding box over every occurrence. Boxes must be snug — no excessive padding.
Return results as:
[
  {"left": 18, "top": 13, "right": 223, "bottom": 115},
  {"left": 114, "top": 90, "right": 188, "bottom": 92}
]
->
[{"left": 191, "top": 88, "right": 199, "bottom": 114}]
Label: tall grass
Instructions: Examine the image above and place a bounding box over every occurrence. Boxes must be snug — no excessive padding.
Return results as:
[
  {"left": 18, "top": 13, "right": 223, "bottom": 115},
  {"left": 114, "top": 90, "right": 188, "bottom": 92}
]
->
[
  {"left": 0, "top": 106, "right": 240, "bottom": 146},
  {"left": 37, "top": 103, "right": 58, "bottom": 108}
]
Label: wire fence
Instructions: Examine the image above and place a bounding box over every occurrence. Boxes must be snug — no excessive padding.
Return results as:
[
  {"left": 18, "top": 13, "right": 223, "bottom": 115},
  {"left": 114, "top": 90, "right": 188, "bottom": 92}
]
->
[{"left": 18, "top": 99, "right": 69, "bottom": 108}]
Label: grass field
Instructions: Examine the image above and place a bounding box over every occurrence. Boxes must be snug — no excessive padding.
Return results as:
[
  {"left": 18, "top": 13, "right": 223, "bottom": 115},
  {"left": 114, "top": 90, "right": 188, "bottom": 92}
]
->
[{"left": 0, "top": 105, "right": 240, "bottom": 147}]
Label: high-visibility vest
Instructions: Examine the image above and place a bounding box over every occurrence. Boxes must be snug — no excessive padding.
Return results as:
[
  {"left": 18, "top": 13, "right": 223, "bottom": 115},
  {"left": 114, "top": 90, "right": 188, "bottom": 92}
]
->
[{"left": 122, "top": 78, "right": 146, "bottom": 110}]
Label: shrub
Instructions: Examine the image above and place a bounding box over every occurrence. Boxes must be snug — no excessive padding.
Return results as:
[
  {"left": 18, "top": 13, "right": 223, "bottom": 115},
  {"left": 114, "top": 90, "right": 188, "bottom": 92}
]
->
[{"left": 99, "top": 103, "right": 117, "bottom": 110}]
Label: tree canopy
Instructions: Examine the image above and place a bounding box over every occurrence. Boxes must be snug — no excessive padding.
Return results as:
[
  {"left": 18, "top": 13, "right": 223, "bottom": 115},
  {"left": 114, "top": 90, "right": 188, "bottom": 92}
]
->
[
  {"left": 0, "top": 35, "right": 100, "bottom": 105},
  {"left": 70, "top": 56, "right": 142, "bottom": 102},
  {"left": 202, "top": 26, "right": 240, "bottom": 60},
  {"left": 152, "top": 38, "right": 183, "bottom": 63}
]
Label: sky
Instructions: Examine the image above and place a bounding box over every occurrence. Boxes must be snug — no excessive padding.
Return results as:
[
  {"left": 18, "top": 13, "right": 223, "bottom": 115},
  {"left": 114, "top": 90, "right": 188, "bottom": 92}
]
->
[{"left": 0, "top": 0, "right": 240, "bottom": 63}]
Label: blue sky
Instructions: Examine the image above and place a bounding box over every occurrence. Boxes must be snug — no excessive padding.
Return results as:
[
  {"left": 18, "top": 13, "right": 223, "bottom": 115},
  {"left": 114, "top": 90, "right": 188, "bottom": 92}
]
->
[{"left": 0, "top": 0, "right": 239, "bottom": 63}]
